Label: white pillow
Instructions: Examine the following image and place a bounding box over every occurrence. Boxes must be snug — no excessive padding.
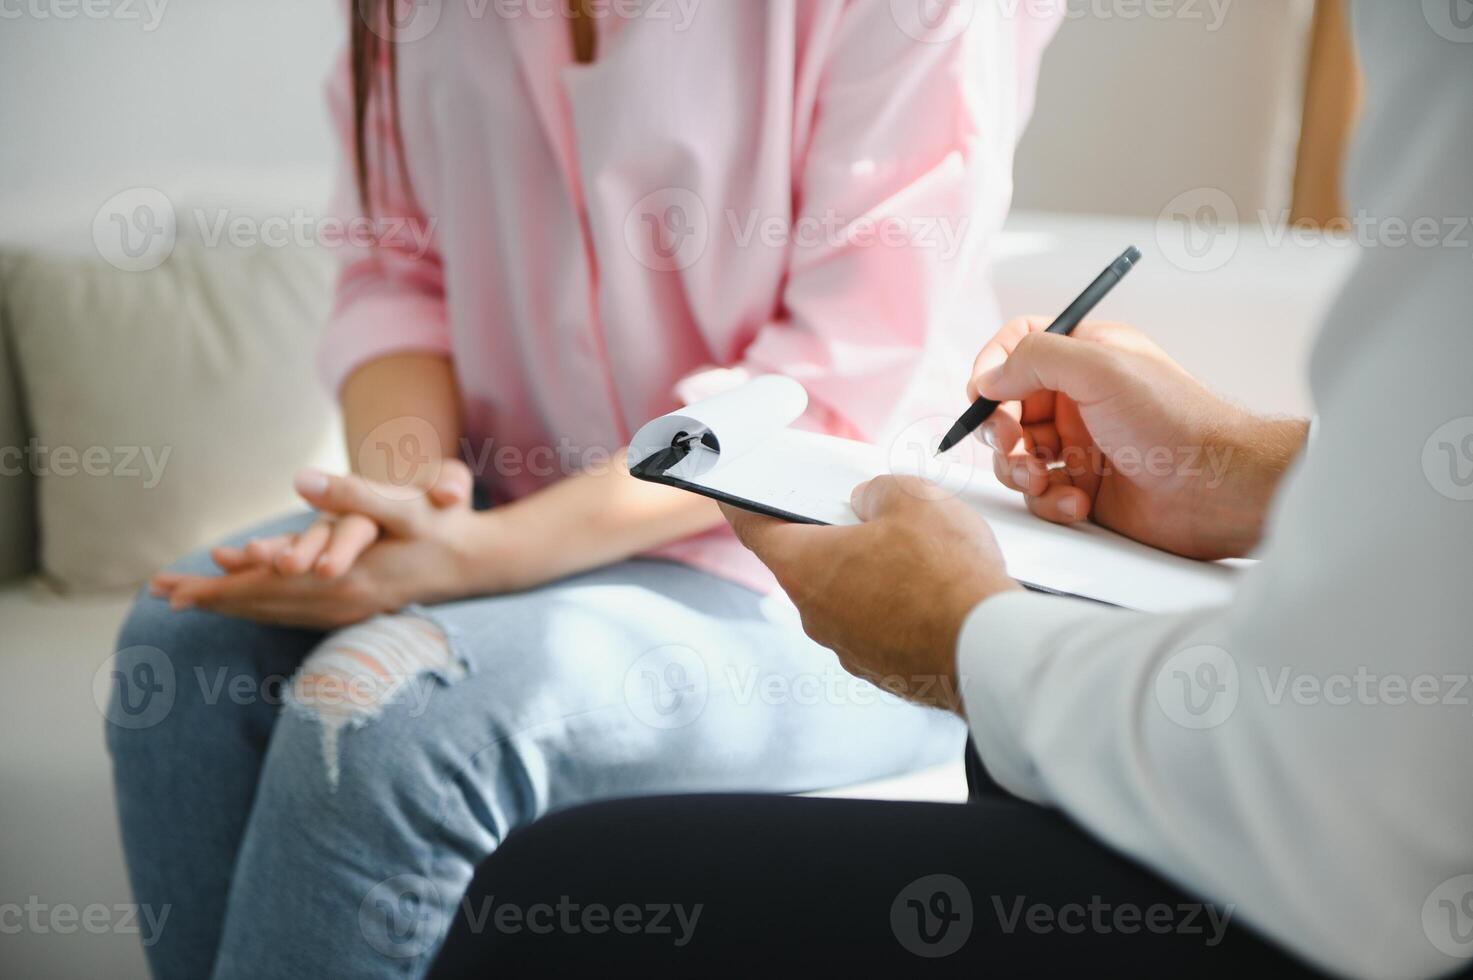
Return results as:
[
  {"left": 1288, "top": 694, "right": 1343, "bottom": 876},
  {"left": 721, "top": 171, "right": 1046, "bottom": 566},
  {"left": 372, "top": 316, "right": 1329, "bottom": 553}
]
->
[{"left": 3, "top": 241, "right": 346, "bottom": 592}]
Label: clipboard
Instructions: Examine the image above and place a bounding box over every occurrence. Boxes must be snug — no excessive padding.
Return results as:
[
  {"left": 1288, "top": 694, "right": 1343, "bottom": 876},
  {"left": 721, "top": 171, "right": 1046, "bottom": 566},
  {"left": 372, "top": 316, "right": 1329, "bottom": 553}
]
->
[{"left": 628, "top": 376, "right": 1244, "bottom": 613}]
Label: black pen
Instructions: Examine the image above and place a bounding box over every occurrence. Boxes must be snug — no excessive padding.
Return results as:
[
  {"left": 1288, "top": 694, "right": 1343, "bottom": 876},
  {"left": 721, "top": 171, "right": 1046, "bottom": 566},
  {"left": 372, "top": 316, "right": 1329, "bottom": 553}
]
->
[{"left": 935, "top": 245, "right": 1143, "bottom": 456}]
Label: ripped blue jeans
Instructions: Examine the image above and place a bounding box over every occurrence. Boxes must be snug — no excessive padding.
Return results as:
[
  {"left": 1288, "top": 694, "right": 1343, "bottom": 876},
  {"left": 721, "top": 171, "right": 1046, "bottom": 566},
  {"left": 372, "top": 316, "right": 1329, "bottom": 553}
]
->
[{"left": 104, "top": 512, "right": 964, "bottom": 980}]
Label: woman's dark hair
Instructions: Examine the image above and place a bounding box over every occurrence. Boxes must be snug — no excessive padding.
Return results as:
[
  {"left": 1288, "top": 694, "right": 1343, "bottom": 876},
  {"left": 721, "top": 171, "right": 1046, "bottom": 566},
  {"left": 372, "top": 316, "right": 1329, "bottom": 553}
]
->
[{"left": 349, "top": 1, "right": 413, "bottom": 216}]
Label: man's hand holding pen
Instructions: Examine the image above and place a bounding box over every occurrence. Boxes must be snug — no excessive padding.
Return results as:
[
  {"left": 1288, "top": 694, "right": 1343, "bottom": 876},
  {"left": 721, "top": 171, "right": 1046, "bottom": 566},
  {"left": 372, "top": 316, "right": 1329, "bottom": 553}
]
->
[{"left": 725, "top": 316, "right": 1309, "bottom": 710}]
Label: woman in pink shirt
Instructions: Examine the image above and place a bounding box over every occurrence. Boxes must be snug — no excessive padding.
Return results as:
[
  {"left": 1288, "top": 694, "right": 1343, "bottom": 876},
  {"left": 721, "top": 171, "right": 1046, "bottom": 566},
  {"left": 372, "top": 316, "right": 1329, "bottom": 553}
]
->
[{"left": 108, "top": 3, "right": 1056, "bottom": 977}]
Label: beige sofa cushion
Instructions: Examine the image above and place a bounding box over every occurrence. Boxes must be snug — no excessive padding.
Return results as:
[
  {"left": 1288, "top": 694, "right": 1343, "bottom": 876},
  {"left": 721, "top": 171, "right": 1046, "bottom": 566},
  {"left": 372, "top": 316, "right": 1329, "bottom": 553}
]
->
[
  {"left": 0, "top": 256, "right": 38, "bottom": 581},
  {"left": 1, "top": 242, "right": 345, "bottom": 592}
]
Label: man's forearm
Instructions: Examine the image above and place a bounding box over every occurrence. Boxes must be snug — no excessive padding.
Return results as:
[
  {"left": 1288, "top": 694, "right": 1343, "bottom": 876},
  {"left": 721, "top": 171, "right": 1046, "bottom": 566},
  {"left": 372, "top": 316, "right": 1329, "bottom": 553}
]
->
[{"left": 1194, "top": 415, "right": 1310, "bottom": 558}]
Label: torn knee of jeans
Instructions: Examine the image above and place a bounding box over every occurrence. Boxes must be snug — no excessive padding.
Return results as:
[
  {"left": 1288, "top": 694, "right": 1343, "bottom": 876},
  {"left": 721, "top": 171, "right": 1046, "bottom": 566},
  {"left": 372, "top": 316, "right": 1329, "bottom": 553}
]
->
[{"left": 287, "top": 615, "right": 464, "bottom": 790}]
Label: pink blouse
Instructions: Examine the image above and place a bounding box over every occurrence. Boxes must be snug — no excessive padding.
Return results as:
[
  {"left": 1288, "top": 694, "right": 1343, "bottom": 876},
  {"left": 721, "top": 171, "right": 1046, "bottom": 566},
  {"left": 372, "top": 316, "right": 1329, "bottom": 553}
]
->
[{"left": 320, "top": 0, "right": 1058, "bottom": 593}]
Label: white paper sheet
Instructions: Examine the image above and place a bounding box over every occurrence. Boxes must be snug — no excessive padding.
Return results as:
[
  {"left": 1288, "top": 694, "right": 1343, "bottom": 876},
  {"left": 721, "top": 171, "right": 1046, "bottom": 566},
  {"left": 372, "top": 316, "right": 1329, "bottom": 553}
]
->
[{"left": 629, "top": 378, "right": 1242, "bottom": 612}]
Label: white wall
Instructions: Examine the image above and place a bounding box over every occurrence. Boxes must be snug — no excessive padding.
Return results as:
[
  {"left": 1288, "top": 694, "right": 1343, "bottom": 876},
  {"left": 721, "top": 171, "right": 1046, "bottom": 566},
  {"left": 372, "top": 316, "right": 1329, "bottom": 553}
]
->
[
  {"left": 0, "top": 0, "right": 1314, "bottom": 252},
  {"left": 1014, "top": 0, "right": 1314, "bottom": 219},
  {"left": 0, "top": 0, "right": 340, "bottom": 251}
]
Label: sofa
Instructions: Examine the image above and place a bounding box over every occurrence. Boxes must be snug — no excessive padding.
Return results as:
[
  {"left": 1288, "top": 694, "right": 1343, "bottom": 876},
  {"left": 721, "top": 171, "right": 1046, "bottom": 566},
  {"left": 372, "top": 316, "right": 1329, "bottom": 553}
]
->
[{"left": 0, "top": 209, "right": 1352, "bottom": 978}]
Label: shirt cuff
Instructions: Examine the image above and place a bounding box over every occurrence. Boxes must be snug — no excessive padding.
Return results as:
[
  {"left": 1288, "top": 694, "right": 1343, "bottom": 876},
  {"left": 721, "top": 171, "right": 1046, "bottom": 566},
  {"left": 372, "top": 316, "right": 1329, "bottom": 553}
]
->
[
  {"left": 956, "top": 590, "right": 1115, "bottom": 805},
  {"left": 316, "top": 291, "right": 452, "bottom": 397}
]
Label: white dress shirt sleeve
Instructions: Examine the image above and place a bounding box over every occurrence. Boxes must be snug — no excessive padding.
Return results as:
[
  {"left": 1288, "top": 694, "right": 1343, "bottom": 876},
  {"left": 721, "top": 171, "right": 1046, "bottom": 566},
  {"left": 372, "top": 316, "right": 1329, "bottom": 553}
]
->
[{"left": 958, "top": 6, "right": 1473, "bottom": 978}]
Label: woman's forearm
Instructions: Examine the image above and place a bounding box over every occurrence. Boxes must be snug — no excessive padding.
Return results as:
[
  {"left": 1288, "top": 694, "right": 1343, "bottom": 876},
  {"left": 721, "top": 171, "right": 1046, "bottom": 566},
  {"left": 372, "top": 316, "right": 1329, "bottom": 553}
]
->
[
  {"left": 465, "top": 459, "right": 725, "bottom": 593},
  {"left": 340, "top": 355, "right": 718, "bottom": 593},
  {"left": 340, "top": 353, "right": 463, "bottom": 483}
]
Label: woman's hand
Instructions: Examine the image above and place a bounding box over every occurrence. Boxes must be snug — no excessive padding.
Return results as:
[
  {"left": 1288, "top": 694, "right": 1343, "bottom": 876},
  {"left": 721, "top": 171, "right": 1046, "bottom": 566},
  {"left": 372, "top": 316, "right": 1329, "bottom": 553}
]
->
[
  {"left": 209, "top": 459, "right": 476, "bottom": 580},
  {"left": 150, "top": 466, "right": 511, "bottom": 629},
  {"left": 971, "top": 317, "right": 1308, "bottom": 560}
]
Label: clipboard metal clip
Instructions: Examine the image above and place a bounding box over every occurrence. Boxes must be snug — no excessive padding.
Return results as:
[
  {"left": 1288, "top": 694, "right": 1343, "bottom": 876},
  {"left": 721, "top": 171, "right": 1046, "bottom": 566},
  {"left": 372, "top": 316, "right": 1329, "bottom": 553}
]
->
[{"left": 633, "top": 429, "right": 714, "bottom": 478}]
